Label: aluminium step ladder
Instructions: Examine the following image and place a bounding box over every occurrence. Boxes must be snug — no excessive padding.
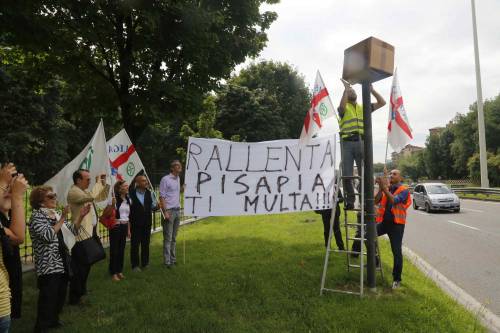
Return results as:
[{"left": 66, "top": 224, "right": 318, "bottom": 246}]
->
[{"left": 319, "top": 156, "right": 384, "bottom": 297}]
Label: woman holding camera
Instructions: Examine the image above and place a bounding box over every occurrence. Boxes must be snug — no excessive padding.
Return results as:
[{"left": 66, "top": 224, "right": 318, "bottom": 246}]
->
[
  {"left": 29, "top": 185, "right": 90, "bottom": 332},
  {"left": 0, "top": 163, "right": 28, "bottom": 332}
]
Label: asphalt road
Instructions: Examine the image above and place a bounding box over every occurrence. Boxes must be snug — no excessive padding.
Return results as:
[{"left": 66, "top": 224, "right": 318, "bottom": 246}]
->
[{"left": 404, "top": 199, "right": 500, "bottom": 316}]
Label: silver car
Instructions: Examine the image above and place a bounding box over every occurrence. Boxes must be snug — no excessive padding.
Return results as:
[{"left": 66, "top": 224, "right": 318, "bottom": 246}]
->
[{"left": 412, "top": 183, "right": 460, "bottom": 213}]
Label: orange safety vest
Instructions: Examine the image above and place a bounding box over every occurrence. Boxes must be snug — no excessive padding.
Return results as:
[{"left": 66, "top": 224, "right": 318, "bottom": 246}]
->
[{"left": 375, "top": 185, "right": 412, "bottom": 224}]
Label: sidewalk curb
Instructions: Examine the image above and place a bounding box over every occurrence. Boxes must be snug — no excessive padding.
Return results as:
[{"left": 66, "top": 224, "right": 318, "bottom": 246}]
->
[{"left": 403, "top": 245, "right": 500, "bottom": 333}]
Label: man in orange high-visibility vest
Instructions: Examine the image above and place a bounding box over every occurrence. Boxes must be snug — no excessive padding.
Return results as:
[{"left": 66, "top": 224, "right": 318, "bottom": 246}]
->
[{"left": 375, "top": 169, "right": 411, "bottom": 290}]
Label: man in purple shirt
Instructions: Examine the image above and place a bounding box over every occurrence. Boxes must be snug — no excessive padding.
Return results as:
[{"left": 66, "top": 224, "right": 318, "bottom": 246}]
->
[{"left": 159, "top": 160, "right": 183, "bottom": 268}]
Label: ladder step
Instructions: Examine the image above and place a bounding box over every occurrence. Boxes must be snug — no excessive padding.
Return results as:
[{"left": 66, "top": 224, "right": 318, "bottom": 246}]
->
[
  {"left": 322, "top": 288, "right": 361, "bottom": 296},
  {"left": 347, "top": 237, "right": 365, "bottom": 241},
  {"left": 345, "top": 223, "right": 364, "bottom": 227},
  {"left": 349, "top": 264, "right": 383, "bottom": 270},
  {"left": 332, "top": 249, "right": 366, "bottom": 255},
  {"left": 344, "top": 207, "right": 362, "bottom": 212},
  {"left": 341, "top": 175, "right": 361, "bottom": 180}
]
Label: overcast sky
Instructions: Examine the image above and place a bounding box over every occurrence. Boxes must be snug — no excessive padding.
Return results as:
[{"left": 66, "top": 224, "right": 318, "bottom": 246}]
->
[{"left": 245, "top": 0, "right": 500, "bottom": 163}]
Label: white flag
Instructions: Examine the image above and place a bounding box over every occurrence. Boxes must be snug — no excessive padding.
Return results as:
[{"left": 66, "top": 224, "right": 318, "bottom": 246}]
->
[
  {"left": 388, "top": 69, "right": 413, "bottom": 151},
  {"left": 106, "top": 129, "right": 147, "bottom": 186},
  {"left": 107, "top": 129, "right": 162, "bottom": 217},
  {"left": 299, "top": 71, "right": 337, "bottom": 143},
  {"left": 45, "top": 120, "right": 111, "bottom": 206}
]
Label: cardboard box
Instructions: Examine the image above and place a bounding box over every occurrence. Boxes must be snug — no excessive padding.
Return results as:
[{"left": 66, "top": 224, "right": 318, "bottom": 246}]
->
[{"left": 342, "top": 37, "right": 395, "bottom": 84}]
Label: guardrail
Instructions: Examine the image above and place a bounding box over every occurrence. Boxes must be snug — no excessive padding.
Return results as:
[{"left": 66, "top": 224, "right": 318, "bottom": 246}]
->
[
  {"left": 20, "top": 184, "right": 185, "bottom": 265},
  {"left": 451, "top": 187, "right": 500, "bottom": 195},
  {"left": 399, "top": 186, "right": 500, "bottom": 197}
]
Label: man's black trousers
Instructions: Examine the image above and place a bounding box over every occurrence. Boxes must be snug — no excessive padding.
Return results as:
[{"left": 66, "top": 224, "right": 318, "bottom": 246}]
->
[
  {"left": 130, "top": 222, "right": 152, "bottom": 268},
  {"left": 321, "top": 208, "right": 344, "bottom": 250},
  {"left": 377, "top": 220, "right": 405, "bottom": 282}
]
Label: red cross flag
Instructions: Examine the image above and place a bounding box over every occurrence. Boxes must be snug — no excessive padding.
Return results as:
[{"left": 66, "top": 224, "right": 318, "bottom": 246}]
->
[
  {"left": 388, "top": 69, "right": 413, "bottom": 151},
  {"left": 107, "top": 129, "right": 147, "bottom": 186},
  {"left": 299, "top": 71, "right": 336, "bottom": 144}
]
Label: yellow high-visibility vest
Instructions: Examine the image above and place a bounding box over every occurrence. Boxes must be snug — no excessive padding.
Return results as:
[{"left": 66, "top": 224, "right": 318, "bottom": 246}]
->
[{"left": 339, "top": 103, "right": 364, "bottom": 138}]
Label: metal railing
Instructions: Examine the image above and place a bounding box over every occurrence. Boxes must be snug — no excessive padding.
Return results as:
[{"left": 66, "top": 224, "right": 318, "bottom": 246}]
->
[
  {"left": 20, "top": 184, "right": 188, "bottom": 265},
  {"left": 407, "top": 186, "right": 500, "bottom": 197},
  {"left": 452, "top": 187, "right": 500, "bottom": 196}
]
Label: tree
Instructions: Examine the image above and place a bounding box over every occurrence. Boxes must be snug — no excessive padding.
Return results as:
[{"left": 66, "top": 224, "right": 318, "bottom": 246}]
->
[
  {"left": 2, "top": 0, "right": 279, "bottom": 142},
  {"left": 0, "top": 49, "right": 74, "bottom": 184},
  {"left": 398, "top": 151, "right": 426, "bottom": 182},
  {"left": 423, "top": 127, "right": 454, "bottom": 179},
  {"left": 215, "top": 83, "right": 286, "bottom": 142},
  {"left": 216, "top": 61, "right": 310, "bottom": 142},
  {"left": 449, "top": 94, "right": 500, "bottom": 178},
  {"left": 374, "top": 161, "right": 396, "bottom": 174},
  {"left": 450, "top": 112, "right": 477, "bottom": 178},
  {"left": 468, "top": 153, "right": 500, "bottom": 187},
  {"left": 176, "top": 95, "right": 224, "bottom": 163}
]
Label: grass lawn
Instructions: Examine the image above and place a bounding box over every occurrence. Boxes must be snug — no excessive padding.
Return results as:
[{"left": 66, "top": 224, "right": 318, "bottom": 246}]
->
[{"left": 13, "top": 212, "right": 485, "bottom": 332}]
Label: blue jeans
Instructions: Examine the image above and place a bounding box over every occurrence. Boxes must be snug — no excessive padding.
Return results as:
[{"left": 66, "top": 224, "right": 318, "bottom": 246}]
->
[
  {"left": 162, "top": 209, "right": 180, "bottom": 265},
  {"left": 0, "top": 315, "right": 11, "bottom": 333},
  {"left": 341, "top": 139, "right": 363, "bottom": 206}
]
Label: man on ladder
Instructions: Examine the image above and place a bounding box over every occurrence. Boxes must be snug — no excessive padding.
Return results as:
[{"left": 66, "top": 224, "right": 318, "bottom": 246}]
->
[
  {"left": 338, "top": 79, "right": 385, "bottom": 255},
  {"left": 375, "top": 169, "right": 411, "bottom": 289},
  {"left": 338, "top": 79, "right": 385, "bottom": 209}
]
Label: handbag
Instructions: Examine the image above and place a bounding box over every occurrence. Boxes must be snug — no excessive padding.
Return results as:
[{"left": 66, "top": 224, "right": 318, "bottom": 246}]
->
[
  {"left": 99, "top": 205, "right": 117, "bottom": 230},
  {"left": 71, "top": 227, "right": 106, "bottom": 266}
]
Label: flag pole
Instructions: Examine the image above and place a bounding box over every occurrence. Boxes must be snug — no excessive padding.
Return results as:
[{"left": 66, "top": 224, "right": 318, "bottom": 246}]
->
[
  {"left": 384, "top": 136, "right": 390, "bottom": 168},
  {"left": 144, "top": 171, "right": 166, "bottom": 220},
  {"left": 183, "top": 226, "right": 186, "bottom": 265},
  {"left": 122, "top": 130, "right": 166, "bottom": 220}
]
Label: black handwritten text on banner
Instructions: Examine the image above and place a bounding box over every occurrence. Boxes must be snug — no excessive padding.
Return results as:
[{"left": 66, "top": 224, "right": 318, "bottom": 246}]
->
[{"left": 184, "top": 137, "right": 337, "bottom": 216}]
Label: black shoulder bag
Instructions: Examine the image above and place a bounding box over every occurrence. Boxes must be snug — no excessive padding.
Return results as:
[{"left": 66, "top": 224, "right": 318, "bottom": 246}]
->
[{"left": 71, "top": 226, "right": 106, "bottom": 266}]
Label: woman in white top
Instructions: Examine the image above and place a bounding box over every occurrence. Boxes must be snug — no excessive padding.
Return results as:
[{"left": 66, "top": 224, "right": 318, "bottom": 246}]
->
[{"left": 109, "top": 180, "right": 131, "bottom": 281}]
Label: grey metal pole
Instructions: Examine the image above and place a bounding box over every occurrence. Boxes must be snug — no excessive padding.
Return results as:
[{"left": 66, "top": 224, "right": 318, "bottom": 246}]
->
[
  {"left": 361, "top": 81, "right": 376, "bottom": 291},
  {"left": 470, "top": 0, "right": 490, "bottom": 188}
]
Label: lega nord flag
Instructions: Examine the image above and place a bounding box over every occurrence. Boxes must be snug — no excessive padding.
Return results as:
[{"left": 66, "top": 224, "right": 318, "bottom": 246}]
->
[
  {"left": 45, "top": 120, "right": 111, "bottom": 206},
  {"left": 106, "top": 129, "right": 147, "bottom": 187},
  {"left": 299, "top": 71, "right": 336, "bottom": 143},
  {"left": 388, "top": 69, "right": 413, "bottom": 151}
]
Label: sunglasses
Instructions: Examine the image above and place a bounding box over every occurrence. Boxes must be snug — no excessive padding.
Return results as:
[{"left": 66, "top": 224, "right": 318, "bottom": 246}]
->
[{"left": 46, "top": 193, "right": 57, "bottom": 200}]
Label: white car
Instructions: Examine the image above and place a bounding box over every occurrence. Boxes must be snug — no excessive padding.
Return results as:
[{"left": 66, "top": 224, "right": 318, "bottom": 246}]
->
[{"left": 412, "top": 183, "right": 460, "bottom": 213}]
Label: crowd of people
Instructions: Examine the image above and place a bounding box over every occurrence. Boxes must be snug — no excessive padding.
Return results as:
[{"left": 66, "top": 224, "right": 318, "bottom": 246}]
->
[
  {"left": 0, "top": 160, "right": 183, "bottom": 333},
  {"left": 0, "top": 108, "right": 411, "bottom": 331}
]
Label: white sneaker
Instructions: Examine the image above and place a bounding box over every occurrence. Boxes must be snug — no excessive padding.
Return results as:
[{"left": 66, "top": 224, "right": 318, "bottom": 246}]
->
[{"left": 392, "top": 281, "right": 401, "bottom": 289}]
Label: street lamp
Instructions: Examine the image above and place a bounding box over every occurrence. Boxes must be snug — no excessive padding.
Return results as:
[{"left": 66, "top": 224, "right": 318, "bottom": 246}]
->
[{"left": 470, "top": 0, "right": 490, "bottom": 188}]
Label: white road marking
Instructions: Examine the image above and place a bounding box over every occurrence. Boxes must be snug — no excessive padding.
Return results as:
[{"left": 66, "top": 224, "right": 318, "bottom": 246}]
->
[
  {"left": 462, "top": 199, "right": 500, "bottom": 205},
  {"left": 461, "top": 208, "right": 484, "bottom": 213},
  {"left": 416, "top": 212, "right": 432, "bottom": 216},
  {"left": 447, "top": 220, "right": 479, "bottom": 231}
]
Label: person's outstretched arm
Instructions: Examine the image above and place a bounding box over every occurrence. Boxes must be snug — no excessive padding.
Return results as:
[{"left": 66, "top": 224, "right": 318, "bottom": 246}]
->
[
  {"left": 370, "top": 84, "right": 386, "bottom": 111},
  {"left": 338, "top": 79, "right": 351, "bottom": 118}
]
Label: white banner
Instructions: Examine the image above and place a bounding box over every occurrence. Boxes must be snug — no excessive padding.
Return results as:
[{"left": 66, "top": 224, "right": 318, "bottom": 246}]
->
[
  {"left": 45, "top": 120, "right": 110, "bottom": 206},
  {"left": 184, "top": 136, "right": 337, "bottom": 216}
]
